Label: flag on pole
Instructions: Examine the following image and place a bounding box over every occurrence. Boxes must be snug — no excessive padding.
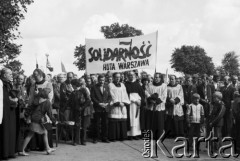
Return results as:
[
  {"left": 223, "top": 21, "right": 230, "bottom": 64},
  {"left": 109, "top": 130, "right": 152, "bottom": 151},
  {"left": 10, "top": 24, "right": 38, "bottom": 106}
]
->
[
  {"left": 46, "top": 57, "right": 53, "bottom": 72},
  {"left": 165, "top": 68, "right": 168, "bottom": 84},
  {"left": 36, "top": 58, "right": 39, "bottom": 69},
  {"left": 61, "top": 61, "right": 66, "bottom": 73}
]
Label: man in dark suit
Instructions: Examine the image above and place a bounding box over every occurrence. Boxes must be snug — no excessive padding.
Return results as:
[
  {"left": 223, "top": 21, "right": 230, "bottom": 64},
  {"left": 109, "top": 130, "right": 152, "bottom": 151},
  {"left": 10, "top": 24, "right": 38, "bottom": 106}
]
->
[
  {"left": 197, "top": 74, "right": 213, "bottom": 138},
  {"left": 60, "top": 72, "right": 74, "bottom": 121},
  {"left": 183, "top": 75, "right": 198, "bottom": 106},
  {"left": 210, "top": 74, "right": 221, "bottom": 92},
  {"left": 220, "top": 76, "right": 234, "bottom": 137},
  {"left": 91, "top": 75, "right": 111, "bottom": 143},
  {"left": 197, "top": 74, "right": 213, "bottom": 117},
  {"left": 182, "top": 75, "right": 197, "bottom": 136}
]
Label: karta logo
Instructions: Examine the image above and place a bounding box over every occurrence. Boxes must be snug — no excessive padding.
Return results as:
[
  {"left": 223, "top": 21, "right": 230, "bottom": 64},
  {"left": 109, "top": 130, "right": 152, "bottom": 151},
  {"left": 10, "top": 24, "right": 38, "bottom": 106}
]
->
[{"left": 142, "top": 130, "right": 239, "bottom": 159}]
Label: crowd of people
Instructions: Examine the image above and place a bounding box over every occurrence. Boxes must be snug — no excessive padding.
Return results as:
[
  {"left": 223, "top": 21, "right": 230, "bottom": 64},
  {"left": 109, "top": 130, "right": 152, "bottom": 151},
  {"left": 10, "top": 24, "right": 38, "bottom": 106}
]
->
[{"left": 0, "top": 67, "right": 240, "bottom": 160}]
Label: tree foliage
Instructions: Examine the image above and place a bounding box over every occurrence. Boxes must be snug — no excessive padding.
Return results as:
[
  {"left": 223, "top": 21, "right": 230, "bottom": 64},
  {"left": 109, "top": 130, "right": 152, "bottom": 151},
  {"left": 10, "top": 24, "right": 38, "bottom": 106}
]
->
[
  {"left": 170, "top": 45, "right": 215, "bottom": 75},
  {"left": 73, "top": 22, "right": 143, "bottom": 71},
  {"left": 100, "top": 23, "right": 143, "bottom": 39},
  {"left": 73, "top": 45, "right": 86, "bottom": 71},
  {"left": 221, "top": 51, "right": 240, "bottom": 76},
  {"left": 0, "top": 0, "right": 33, "bottom": 73}
]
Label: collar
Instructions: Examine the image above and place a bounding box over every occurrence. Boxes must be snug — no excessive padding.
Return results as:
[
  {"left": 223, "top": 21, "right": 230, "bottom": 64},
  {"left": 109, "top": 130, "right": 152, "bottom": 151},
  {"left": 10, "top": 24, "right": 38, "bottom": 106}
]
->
[
  {"left": 97, "top": 83, "right": 104, "bottom": 87},
  {"left": 36, "top": 79, "right": 45, "bottom": 85},
  {"left": 113, "top": 82, "right": 121, "bottom": 87},
  {"left": 224, "top": 83, "right": 230, "bottom": 88},
  {"left": 127, "top": 80, "right": 136, "bottom": 84},
  {"left": 129, "top": 79, "right": 136, "bottom": 83},
  {"left": 14, "top": 84, "right": 23, "bottom": 90},
  {"left": 168, "top": 83, "right": 178, "bottom": 87},
  {"left": 153, "top": 81, "right": 162, "bottom": 86}
]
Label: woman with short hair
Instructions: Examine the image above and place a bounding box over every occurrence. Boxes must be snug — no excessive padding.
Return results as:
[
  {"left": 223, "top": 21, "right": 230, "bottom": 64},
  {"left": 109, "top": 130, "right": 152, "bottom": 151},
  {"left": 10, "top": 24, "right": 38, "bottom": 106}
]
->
[{"left": 19, "top": 69, "right": 56, "bottom": 156}]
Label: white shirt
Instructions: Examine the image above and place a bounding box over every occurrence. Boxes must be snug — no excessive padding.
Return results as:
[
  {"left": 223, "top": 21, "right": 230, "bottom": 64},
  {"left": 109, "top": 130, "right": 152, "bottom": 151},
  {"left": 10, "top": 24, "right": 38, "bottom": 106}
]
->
[
  {"left": 187, "top": 103, "right": 204, "bottom": 123},
  {"left": 146, "top": 83, "right": 167, "bottom": 111}
]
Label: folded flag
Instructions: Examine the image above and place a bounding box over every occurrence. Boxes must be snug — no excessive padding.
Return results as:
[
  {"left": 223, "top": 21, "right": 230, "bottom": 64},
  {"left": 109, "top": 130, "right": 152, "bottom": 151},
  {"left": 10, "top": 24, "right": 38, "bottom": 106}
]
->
[
  {"left": 46, "top": 57, "right": 53, "bottom": 72},
  {"left": 61, "top": 61, "right": 66, "bottom": 73}
]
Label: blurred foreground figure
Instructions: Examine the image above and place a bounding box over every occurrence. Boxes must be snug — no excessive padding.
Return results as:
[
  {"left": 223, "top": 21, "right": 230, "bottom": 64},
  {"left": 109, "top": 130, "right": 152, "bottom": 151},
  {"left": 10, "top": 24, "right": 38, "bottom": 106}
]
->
[{"left": 0, "top": 68, "right": 18, "bottom": 160}]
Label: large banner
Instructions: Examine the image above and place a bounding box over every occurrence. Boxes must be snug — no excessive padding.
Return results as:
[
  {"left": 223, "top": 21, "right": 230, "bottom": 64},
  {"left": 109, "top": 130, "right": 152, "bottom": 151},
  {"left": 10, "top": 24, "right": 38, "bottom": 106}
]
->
[{"left": 85, "top": 31, "right": 158, "bottom": 74}]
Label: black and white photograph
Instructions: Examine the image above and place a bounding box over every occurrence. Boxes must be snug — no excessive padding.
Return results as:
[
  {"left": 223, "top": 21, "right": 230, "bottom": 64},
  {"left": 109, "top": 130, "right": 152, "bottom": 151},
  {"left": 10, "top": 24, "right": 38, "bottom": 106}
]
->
[{"left": 0, "top": 0, "right": 240, "bottom": 160}]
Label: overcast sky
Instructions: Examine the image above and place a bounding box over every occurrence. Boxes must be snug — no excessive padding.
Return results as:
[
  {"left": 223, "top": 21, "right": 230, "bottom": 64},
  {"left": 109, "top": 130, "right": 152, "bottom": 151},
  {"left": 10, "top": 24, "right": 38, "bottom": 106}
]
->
[{"left": 17, "top": 0, "right": 240, "bottom": 76}]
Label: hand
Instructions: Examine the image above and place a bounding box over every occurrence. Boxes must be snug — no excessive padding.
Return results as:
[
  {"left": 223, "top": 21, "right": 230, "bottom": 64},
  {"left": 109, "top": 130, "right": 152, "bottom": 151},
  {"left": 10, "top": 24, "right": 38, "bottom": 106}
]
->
[
  {"left": 35, "top": 89, "right": 39, "bottom": 95},
  {"left": 20, "top": 112, "right": 25, "bottom": 119},
  {"left": 26, "top": 118, "right": 31, "bottom": 124},
  {"left": 55, "top": 121, "right": 59, "bottom": 125},
  {"left": 209, "top": 123, "right": 212, "bottom": 127},
  {"left": 120, "top": 102, "right": 125, "bottom": 107},
  {"left": 101, "top": 103, "right": 108, "bottom": 108},
  {"left": 99, "top": 103, "right": 105, "bottom": 108},
  {"left": 104, "top": 103, "right": 109, "bottom": 107},
  {"left": 188, "top": 123, "right": 191, "bottom": 128},
  {"left": 203, "top": 99, "right": 208, "bottom": 103},
  {"left": 9, "top": 96, "right": 18, "bottom": 102},
  {"left": 150, "top": 100, "right": 156, "bottom": 104},
  {"left": 170, "top": 99, "right": 175, "bottom": 104},
  {"left": 136, "top": 100, "right": 141, "bottom": 106}
]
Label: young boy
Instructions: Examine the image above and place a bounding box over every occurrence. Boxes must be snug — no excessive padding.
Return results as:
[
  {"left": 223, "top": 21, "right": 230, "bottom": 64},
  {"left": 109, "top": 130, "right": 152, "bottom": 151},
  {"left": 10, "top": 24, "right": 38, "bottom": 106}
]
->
[
  {"left": 187, "top": 93, "right": 204, "bottom": 151},
  {"left": 209, "top": 92, "right": 226, "bottom": 152}
]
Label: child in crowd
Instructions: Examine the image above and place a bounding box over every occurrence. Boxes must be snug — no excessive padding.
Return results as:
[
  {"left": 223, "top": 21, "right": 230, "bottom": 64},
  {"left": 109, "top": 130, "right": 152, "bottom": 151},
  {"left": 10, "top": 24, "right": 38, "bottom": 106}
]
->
[
  {"left": 209, "top": 92, "right": 226, "bottom": 152},
  {"left": 187, "top": 93, "right": 204, "bottom": 151}
]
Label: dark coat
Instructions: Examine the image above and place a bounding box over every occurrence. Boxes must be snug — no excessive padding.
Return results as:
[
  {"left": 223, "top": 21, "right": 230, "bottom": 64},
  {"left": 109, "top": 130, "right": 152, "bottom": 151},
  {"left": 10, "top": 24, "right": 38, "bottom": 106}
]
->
[
  {"left": 209, "top": 101, "right": 226, "bottom": 127},
  {"left": 182, "top": 84, "right": 197, "bottom": 105},
  {"left": 197, "top": 83, "right": 213, "bottom": 103},
  {"left": 197, "top": 83, "right": 213, "bottom": 118},
  {"left": 220, "top": 84, "right": 234, "bottom": 110},
  {"left": 52, "top": 83, "right": 61, "bottom": 109},
  {"left": 70, "top": 88, "right": 91, "bottom": 112},
  {"left": 0, "top": 80, "right": 16, "bottom": 159},
  {"left": 90, "top": 84, "right": 111, "bottom": 112},
  {"left": 60, "top": 81, "right": 73, "bottom": 111}
]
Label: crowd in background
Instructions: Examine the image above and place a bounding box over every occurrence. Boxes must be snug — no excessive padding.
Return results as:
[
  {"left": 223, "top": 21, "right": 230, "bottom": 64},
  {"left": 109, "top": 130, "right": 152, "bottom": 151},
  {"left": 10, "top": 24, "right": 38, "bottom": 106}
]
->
[{"left": 0, "top": 67, "right": 240, "bottom": 160}]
